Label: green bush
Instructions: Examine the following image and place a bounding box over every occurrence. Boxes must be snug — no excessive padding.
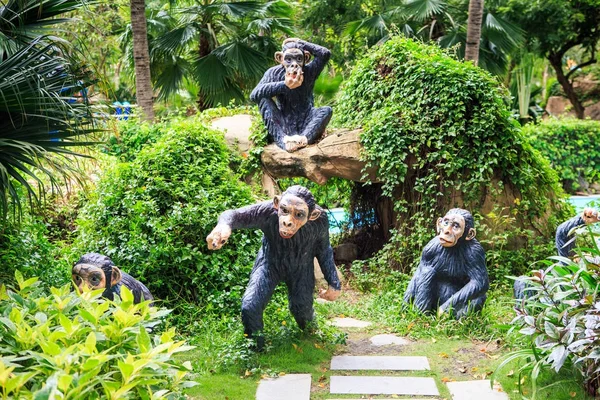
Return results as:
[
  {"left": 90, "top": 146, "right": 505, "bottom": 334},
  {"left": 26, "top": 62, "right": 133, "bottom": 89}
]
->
[
  {"left": 523, "top": 118, "right": 600, "bottom": 193},
  {"left": 0, "top": 272, "right": 196, "bottom": 398},
  {"left": 334, "top": 36, "right": 568, "bottom": 274},
  {"left": 495, "top": 227, "right": 600, "bottom": 397},
  {"left": 75, "top": 117, "right": 262, "bottom": 313}
]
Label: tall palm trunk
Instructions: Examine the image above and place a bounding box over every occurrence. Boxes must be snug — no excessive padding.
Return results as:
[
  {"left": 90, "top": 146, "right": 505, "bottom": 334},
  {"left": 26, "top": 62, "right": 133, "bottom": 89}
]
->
[
  {"left": 130, "top": 0, "right": 155, "bottom": 121},
  {"left": 465, "top": 0, "right": 484, "bottom": 65}
]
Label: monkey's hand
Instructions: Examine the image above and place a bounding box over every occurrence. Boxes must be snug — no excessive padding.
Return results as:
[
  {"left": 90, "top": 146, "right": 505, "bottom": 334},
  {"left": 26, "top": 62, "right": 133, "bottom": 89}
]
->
[
  {"left": 319, "top": 286, "right": 341, "bottom": 301},
  {"left": 285, "top": 70, "right": 304, "bottom": 89},
  {"left": 283, "top": 37, "right": 301, "bottom": 46},
  {"left": 283, "top": 135, "right": 308, "bottom": 152},
  {"left": 206, "top": 224, "right": 232, "bottom": 250},
  {"left": 582, "top": 208, "right": 600, "bottom": 225}
]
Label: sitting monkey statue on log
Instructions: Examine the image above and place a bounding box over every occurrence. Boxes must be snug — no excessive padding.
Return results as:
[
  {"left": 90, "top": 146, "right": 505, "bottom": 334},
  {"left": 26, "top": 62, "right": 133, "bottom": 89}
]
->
[
  {"left": 250, "top": 38, "right": 332, "bottom": 153},
  {"left": 403, "top": 208, "right": 489, "bottom": 318},
  {"left": 72, "top": 253, "right": 153, "bottom": 304},
  {"left": 206, "top": 185, "right": 341, "bottom": 349}
]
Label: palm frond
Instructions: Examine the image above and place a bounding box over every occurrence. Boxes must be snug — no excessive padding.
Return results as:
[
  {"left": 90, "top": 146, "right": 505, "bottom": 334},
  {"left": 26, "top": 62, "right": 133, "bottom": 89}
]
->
[
  {"left": 344, "top": 15, "right": 389, "bottom": 37},
  {"left": 404, "top": 0, "right": 446, "bottom": 22},
  {"left": 153, "top": 24, "right": 197, "bottom": 55},
  {"left": 247, "top": 17, "right": 293, "bottom": 36},
  {"left": 154, "top": 55, "right": 190, "bottom": 100},
  {"left": 192, "top": 52, "right": 230, "bottom": 95},
  {"left": 212, "top": 41, "right": 268, "bottom": 81}
]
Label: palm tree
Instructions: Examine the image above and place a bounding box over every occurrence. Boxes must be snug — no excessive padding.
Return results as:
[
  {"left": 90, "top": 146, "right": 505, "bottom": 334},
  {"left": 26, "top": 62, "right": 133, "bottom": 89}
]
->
[
  {"left": 0, "top": 0, "right": 97, "bottom": 216},
  {"left": 345, "top": 0, "right": 522, "bottom": 75},
  {"left": 122, "top": 0, "right": 293, "bottom": 109},
  {"left": 464, "top": 0, "right": 484, "bottom": 64},
  {"left": 129, "top": 0, "right": 155, "bottom": 121}
]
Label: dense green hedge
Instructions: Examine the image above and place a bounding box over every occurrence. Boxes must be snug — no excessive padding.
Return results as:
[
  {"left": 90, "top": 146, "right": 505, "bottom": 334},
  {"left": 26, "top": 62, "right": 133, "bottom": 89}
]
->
[
  {"left": 334, "top": 37, "right": 569, "bottom": 274},
  {"left": 523, "top": 118, "right": 600, "bottom": 193},
  {"left": 75, "top": 117, "right": 262, "bottom": 312}
]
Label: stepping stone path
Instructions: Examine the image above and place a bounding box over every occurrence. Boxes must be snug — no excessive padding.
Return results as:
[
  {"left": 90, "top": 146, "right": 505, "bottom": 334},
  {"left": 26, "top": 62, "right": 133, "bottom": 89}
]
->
[
  {"left": 255, "top": 373, "right": 311, "bottom": 400},
  {"left": 255, "top": 317, "right": 508, "bottom": 399},
  {"left": 370, "top": 333, "right": 411, "bottom": 346},
  {"left": 447, "top": 380, "right": 508, "bottom": 400}
]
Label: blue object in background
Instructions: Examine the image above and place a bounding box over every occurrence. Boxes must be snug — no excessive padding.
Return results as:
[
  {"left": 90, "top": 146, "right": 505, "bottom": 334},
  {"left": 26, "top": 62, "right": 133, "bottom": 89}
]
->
[
  {"left": 113, "top": 101, "right": 131, "bottom": 120},
  {"left": 326, "top": 195, "right": 600, "bottom": 234}
]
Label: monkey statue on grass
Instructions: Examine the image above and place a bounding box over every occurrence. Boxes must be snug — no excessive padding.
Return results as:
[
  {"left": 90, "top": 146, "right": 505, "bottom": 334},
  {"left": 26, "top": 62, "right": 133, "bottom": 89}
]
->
[
  {"left": 250, "top": 38, "right": 332, "bottom": 152},
  {"left": 403, "top": 208, "right": 489, "bottom": 318},
  {"left": 72, "top": 253, "right": 153, "bottom": 304},
  {"left": 206, "top": 185, "right": 341, "bottom": 350}
]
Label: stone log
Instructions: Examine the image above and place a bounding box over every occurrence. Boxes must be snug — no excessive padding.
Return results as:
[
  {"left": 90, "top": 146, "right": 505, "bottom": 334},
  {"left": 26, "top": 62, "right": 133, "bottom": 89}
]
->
[{"left": 260, "top": 128, "right": 378, "bottom": 184}]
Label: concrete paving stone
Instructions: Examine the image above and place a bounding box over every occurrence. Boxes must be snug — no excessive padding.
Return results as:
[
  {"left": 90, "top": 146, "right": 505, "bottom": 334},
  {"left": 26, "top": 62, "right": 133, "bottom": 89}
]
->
[
  {"left": 330, "top": 376, "right": 440, "bottom": 396},
  {"left": 331, "top": 355, "right": 430, "bottom": 370},
  {"left": 330, "top": 317, "right": 372, "bottom": 328},
  {"left": 446, "top": 380, "right": 508, "bottom": 400},
  {"left": 256, "top": 373, "right": 311, "bottom": 400},
  {"left": 370, "top": 334, "right": 411, "bottom": 346}
]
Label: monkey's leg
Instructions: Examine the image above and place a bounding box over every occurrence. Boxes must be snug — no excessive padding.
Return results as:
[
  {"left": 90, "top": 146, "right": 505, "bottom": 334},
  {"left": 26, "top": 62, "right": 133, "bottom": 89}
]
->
[
  {"left": 285, "top": 268, "right": 316, "bottom": 330},
  {"left": 300, "top": 106, "right": 332, "bottom": 144},
  {"left": 259, "top": 98, "right": 287, "bottom": 149},
  {"left": 241, "top": 249, "right": 279, "bottom": 349},
  {"left": 454, "top": 294, "right": 487, "bottom": 318}
]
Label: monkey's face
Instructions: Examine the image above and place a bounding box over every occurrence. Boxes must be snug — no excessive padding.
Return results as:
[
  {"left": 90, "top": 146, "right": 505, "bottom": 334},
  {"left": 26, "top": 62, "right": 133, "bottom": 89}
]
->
[
  {"left": 273, "top": 194, "right": 320, "bottom": 239},
  {"left": 436, "top": 213, "right": 475, "bottom": 247},
  {"left": 72, "top": 263, "right": 121, "bottom": 292},
  {"left": 275, "top": 48, "right": 309, "bottom": 78}
]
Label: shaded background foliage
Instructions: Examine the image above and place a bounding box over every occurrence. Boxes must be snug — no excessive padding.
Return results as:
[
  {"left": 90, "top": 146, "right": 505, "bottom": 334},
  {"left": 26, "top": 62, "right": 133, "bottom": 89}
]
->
[{"left": 73, "top": 118, "right": 262, "bottom": 312}]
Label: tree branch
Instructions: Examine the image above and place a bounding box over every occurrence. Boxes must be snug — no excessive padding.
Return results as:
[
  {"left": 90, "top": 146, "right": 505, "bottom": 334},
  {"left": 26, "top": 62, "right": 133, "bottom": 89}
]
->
[{"left": 565, "top": 48, "right": 597, "bottom": 80}]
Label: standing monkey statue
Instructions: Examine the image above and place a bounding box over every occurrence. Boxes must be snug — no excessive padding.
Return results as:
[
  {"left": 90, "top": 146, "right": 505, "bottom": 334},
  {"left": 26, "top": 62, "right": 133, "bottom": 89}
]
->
[
  {"left": 250, "top": 38, "right": 332, "bottom": 152},
  {"left": 206, "top": 186, "right": 341, "bottom": 349}
]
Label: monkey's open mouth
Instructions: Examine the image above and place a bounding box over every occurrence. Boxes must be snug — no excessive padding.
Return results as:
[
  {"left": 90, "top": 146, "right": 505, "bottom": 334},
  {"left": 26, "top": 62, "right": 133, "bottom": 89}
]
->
[{"left": 280, "top": 230, "right": 295, "bottom": 239}]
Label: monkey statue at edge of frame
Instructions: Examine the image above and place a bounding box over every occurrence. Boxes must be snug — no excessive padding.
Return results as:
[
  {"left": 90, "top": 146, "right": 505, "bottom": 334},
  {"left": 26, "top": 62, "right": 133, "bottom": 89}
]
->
[
  {"left": 72, "top": 253, "right": 153, "bottom": 305},
  {"left": 403, "top": 208, "right": 489, "bottom": 318},
  {"left": 250, "top": 38, "right": 332, "bottom": 153}
]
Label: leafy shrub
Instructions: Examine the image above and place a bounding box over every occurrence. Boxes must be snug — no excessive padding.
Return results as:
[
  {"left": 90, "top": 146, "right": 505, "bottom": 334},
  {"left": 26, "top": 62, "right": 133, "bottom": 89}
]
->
[
  {"left": 75, "top": 117, "right": 262, "bottom": 313},
  {"left": 0, "top": 272, "right": 196, "bottom": 398},
  {"left": 523, "top": 118, "right": 600, "bottom": 193},
  {"left": 496, "top": 227, "right": 600, "bottom": 397},
  {"left": 334, "top": 36, "right": 568, "bottom": 273}
]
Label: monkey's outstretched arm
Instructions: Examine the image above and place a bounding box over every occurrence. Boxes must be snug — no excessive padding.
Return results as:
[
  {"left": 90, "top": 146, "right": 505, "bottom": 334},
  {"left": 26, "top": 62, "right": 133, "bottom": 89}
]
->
[
  {"left": 555, "top": 215, "right": 584, "bottom": 258},
  {"left": 250, "top": 71, "right": 286, "bottom": 103},
  {"left": 217, "top": 201, "right": 273, "bottom": 231},
  {"left": 316, "top": 231, "right": 341, "bottom": 291},
  {"left": 298, "top": 40, "right": 331, "bottom": 79}
]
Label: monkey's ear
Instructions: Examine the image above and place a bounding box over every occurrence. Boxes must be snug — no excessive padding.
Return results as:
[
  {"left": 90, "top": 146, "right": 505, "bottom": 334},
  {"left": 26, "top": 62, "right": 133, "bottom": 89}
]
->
[
  {"left": 466, "top": 228, "right": 476, "bottom": 241},
  {"left": 110, "top": 266, "right": 122, "bottom": 287},
  {"left": 275, "top": 51, "right": 284, "bottom": 64},
  {"left": 304, "top": 51, "right": 311, "bottom": 65},
  {"left": 309, "top": 209, "right": 321, "bottom": 221},
  {"left": 273, "top": 195, "right": 281, "bottom": 210},
  {"left": 436, "top": 217, "right": 443, "bottom": 233}
]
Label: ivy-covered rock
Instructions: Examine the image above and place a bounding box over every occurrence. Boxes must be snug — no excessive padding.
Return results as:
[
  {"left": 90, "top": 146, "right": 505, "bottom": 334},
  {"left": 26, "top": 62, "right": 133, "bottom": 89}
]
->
[
  {"left": 523, "top": 118, "right": 600, "bottom": 194},
  {"left": 75, "top": 117, "right": 262, "bottom": 313},
  {"left": 334, "top": 37, "right": 570, "bottom": 273}
]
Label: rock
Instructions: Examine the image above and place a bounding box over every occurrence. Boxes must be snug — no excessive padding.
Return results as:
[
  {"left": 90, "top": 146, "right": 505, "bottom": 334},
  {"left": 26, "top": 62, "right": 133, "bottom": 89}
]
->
[
  {"left": 546, "top": 96, "right": 571, "bottom": 116},
  {"left": 314, "top": 258, "right": 343, "bottom": 286},
  {"left": 446, "top": 380, "right": 508, "bottom": 400},
  {"left": 369, "top": 334, "right": 411, "bottom": 346},
  {"left": 210, "top": 114, "right": 253, "bottom": 152},
  {"left": 330, "top": 317, "right": 372, "bottom": 328},
  {"left": 261, "top": 128, "right": 378, "bottom": 184},
  {"left": 256, "top": 374, "right": 311, "bottom": 400},
  {"left": 334, "top": 243, "right": 358, "bottom": 263}
]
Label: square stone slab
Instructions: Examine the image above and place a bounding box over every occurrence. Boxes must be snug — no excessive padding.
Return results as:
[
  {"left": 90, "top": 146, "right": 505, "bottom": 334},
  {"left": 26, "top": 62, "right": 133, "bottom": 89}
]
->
[
  {"left": 331, "top": 356, "right": 430, "bottom": 370},
  {"left": 446, "top": 380, "right": 508, "bottom": 400},
  {"left": 330, "top": 376, "right": 439, "bottom": 396},
  {"left": 370, "top": 334, "right": 411, "bottom": 346},
  {"left": 256, "top": 374, "right": 311, "bottom": 400},
  {"left": 330, "top": 317, "right": 372, "bottom": 328}
]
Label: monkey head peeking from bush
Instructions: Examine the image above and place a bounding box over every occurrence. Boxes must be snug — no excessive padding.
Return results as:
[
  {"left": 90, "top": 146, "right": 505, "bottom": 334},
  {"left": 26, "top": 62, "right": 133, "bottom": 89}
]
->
[
  {"left": 72, "top": 253, "right": 153, "bottom": 304},
  {"left": 403, "top": 208, "right": 489, "bottom": 318},
  {"left": 207, "top": 185, "right": 341, "bottom": 350}
]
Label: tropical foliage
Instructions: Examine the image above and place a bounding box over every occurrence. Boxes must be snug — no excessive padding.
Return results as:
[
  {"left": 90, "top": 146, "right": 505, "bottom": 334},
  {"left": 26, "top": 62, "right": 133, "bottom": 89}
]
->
[
  {"left": 0, "top": 272, "right": 196, "bottom": 398},
  {"left": 496, "top": 227, "right": 600, "bottom": 397},
  {"left": 121, "top": 0, "right": 293, "bottom": 108},
  {"left": 0, "top": 0, "right": 97, "bottom": 215}
]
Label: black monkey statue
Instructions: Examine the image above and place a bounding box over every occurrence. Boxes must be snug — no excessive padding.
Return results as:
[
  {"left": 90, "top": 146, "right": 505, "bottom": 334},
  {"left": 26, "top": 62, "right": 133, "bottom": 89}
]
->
[
  {"left": 206, "top": 185, "right": 341, "bottom": 349},
  {"left": 403, "top": 208, "right": 489, "bottom": 318},
  {"left": 72, "top": 253, "right": 153, "bottom": 304},
  {"left": 556, "top": 207, "right": 600, "bottom": 258},
  {"left": 250, "top": 38, "right": 332, "bottom": 152}
]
